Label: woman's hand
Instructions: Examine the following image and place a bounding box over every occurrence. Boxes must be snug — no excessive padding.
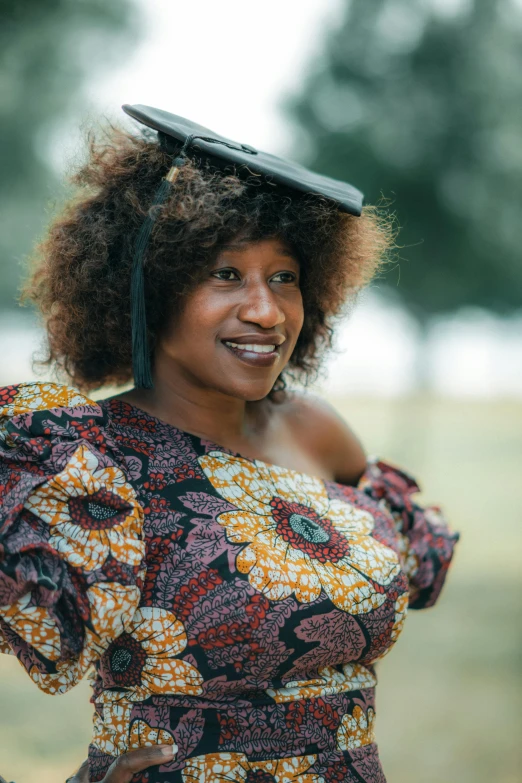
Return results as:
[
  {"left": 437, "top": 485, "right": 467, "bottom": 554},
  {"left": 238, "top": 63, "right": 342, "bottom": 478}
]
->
[
  {"left": 69, "top": 746, "right": 176, "bottom": 783},
  {"left": 0, "top": 744, "right": 176, "bottom": 783}
]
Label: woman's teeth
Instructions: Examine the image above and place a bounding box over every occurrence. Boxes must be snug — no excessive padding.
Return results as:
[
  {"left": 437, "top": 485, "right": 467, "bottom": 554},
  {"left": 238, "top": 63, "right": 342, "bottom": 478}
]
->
[{"left": 225, "top": 342, "right": 276, "bottom": 353}]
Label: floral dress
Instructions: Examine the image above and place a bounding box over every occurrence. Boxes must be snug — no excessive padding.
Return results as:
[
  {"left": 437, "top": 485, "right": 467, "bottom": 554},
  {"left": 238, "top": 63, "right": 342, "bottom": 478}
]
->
[{"left": 0, "top": 383, "right": 458, "bottom": 783}]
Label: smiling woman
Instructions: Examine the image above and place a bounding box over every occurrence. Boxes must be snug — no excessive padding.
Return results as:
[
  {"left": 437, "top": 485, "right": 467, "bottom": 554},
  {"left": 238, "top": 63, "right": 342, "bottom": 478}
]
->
[
  {"left": 151, "top": 237, "right": 305, "bottom": 405},
  {"left": 24, "top": 121, "right": 389, "bottom": 394},
  {"left": 0, "top": 106, "right": 457, "bottom": 783}
]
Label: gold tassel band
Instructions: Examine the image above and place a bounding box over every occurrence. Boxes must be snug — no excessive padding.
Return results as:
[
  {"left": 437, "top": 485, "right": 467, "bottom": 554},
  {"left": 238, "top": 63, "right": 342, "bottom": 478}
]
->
[{"left": 165, "top": 165, "right": 181, "bottom": 184}]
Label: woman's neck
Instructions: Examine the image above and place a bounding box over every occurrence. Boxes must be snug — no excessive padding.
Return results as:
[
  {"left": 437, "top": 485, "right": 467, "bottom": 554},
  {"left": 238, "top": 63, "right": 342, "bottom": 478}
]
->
[{"left": 117, "top": 371, "right": 268, "bottom": 452}]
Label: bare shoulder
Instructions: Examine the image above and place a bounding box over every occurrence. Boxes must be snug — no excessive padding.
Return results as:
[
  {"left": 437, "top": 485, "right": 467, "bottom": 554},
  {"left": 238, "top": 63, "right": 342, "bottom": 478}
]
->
[{"left": 271, "top": 390, "right": 367, "bottom": 486}]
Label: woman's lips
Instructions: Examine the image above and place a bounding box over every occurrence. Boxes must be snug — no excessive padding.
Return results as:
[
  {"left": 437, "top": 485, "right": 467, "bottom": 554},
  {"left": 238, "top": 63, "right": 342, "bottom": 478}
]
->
[{"left": 222, "top": 340, "right": 280, "bottom": 367}]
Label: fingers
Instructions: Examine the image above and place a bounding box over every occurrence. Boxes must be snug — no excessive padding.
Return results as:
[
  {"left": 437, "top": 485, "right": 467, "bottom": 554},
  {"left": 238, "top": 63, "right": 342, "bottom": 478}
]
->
[
  {"left": 102, "top": 745, "right": 177, "bottom": 783},
  {"left": 0, "top": 745, "right": 176, "bottom": 783}
]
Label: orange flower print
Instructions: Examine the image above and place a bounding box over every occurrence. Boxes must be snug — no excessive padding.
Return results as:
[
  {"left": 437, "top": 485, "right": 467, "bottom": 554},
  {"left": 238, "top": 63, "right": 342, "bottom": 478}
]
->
[
  {"left": 97, "top": 607, "right": 203, "bottom": 702},
  {"left": 92, "top": 703, "right": 177, "bottom": 756},
  {"left": 182, "top": 753, "right": 323, "bottom": 783},
  {"left": 0, "top": 382, "right": 92, "bottom": 421},
  {"left": 1, "top": 594, "right": 62, "bottom": 661},
  {"left": 336, "top": 705, "right": 376, "bottom": 750},
  {"left": 26, "top": 582, "right": 141, "bottom": 695},
  {"left": 128, "top": 720, "right": 177, "bottom": 751},
  {"left": 92, "top": 703, "right": 133, "bottom": 755},
  {"left": 199, "top": 452, "right": 400, "bottom": 614},
  {"left": 24, "top": 444, "right": 145, "bottom": 572}
]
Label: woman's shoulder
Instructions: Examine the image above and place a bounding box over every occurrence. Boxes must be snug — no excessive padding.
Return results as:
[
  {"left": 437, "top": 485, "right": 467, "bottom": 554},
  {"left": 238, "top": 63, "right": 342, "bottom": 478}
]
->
[
  {"left": 0, "top": 381, "right": 96, "bottom": 420},
  {"left": 0, "top": 380, "right": 114, "bottom": 477},
  {"left": 270, "top": 390, "right": 367, "bottom": 486}
]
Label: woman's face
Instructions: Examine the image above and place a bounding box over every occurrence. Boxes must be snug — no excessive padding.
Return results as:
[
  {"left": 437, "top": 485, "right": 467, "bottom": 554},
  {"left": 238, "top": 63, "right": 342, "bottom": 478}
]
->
[{"left": 156, "top": 238, "right": 304, "bottom": 401}]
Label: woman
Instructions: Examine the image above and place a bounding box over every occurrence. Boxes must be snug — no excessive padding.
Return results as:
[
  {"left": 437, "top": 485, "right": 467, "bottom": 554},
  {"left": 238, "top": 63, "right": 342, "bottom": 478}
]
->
[{"left": 0, "top": 105, "right": 457, "bottom": 783}]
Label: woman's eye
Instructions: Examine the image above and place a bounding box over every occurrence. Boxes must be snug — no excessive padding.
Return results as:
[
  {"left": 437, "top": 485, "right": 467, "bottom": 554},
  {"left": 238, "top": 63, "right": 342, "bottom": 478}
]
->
[
  {"left": 271, "top": 271, "right": 298, "bottom": 284},
  {"left": 211, "top": 269, "right": 240, "bottom": 281}
]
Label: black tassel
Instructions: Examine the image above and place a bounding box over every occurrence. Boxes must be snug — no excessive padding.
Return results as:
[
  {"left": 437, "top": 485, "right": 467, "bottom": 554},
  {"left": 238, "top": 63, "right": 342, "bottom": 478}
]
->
[
  {"left": 130, "top": 137, "right": 194, "bottom": 388},
  {"left": 131, "top": 172, "right": 177, "bottom": 388}
]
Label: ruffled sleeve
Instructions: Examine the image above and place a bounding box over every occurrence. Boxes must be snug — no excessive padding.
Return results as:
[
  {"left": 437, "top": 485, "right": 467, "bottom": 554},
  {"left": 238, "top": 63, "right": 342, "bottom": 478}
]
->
[
  {"left": 358, "top": 458, "right": 459, "bottom": 609},
  {"left": 0, "top": 382, "right": 145, "bottom": 694}
]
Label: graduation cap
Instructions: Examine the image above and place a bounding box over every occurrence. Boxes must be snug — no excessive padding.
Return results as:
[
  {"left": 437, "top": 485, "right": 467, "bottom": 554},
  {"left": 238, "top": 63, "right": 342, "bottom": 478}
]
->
[{"left": 122, "top": 103, "right": 364, "bottom": 388}]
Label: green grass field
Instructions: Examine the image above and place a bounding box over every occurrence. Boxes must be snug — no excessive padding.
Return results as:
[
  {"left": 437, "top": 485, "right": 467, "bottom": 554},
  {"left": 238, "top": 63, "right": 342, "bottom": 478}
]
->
[{"left": 1, "top": 395, "right": 521, "bottom": 783}]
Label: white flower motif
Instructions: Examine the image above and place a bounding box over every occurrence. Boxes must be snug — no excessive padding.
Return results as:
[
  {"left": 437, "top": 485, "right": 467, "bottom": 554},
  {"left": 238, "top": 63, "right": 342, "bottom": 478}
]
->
[{"left": 24, "top": 444, "right": 145, "bottom": 571}]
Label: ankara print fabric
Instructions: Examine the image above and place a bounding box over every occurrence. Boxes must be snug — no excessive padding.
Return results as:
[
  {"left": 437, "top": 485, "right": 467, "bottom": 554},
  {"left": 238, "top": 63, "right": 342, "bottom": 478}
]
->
[
  {"left": 357, "top": 460, "right": 459, "bottom": 609},
  {"left": 0, "top": 384, "right": 458, "bottom": 782},
  {"left": 0, "top": 383, "right": 145, "bottom": 693}
]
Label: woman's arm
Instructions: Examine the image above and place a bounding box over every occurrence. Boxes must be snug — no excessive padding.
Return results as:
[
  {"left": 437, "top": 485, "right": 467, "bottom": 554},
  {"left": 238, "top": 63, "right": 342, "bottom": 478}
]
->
[
  {"left": 0, "top": 383, "right": 145, "bottom": 695},
  {"left": 0, "top": 745, "right": 176, "bottom": 783}
]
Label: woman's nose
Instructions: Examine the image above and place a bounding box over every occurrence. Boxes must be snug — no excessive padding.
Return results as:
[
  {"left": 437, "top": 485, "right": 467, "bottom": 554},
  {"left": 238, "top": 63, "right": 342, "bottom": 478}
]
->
[{"left": 237, "top": 282, "right": 285, "bottom": 328}]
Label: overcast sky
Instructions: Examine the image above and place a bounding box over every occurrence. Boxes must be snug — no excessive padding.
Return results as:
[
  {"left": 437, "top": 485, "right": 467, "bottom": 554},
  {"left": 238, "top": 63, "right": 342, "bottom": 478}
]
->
[{"left": 87, "top": 0, "right": 343, "bottom": 154}]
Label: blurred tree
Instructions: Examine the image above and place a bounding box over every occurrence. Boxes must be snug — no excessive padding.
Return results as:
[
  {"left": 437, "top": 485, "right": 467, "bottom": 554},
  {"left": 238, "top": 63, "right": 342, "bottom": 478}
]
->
[
  {"left": 0, "top": 0, "right": 139, "bottom": 308},
  {"left": 287, "top": 0, "right": 522, "bottom": 322}
]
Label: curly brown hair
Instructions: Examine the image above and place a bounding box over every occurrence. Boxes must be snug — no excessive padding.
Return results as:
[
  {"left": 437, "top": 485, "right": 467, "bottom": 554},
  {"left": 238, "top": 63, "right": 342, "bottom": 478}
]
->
[{"left": 24, "top": 126, "right": 394, "bottom": 392}]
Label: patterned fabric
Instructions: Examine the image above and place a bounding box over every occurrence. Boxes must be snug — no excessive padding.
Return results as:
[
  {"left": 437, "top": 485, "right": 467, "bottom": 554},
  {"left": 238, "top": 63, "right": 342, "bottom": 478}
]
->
[
  {"left": 0, "top": 384, "right": 458, "bottom": 782},
  {"left": 0, "top": 383, "right": 145, "bottom": 694}
]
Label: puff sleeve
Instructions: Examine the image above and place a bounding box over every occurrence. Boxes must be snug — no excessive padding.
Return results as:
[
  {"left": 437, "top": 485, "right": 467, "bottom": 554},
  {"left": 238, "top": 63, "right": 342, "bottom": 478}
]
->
[
  {"left": 0, "top": 383, "right": 145, "bottom": 694},
  {"left": 358, "top": 458, "right": 459, "bottom": 609}
]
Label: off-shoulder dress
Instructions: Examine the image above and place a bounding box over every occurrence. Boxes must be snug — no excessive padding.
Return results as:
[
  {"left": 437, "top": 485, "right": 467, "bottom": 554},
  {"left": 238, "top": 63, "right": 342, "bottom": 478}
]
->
[{"left": 0, "top": 383, "right": 458, "bottom": 783}]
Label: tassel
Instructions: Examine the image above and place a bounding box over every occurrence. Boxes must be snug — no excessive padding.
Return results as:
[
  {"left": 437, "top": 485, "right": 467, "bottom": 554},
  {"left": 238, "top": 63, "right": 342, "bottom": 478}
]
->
[{"left": 130, "top": 164, "right": 182, "bottom": 388}]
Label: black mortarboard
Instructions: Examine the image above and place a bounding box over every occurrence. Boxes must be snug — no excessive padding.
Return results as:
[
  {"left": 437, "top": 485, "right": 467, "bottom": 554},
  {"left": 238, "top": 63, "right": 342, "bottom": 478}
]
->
[{"left": 122, "top": 103, "right": 364, "bottom": 388}]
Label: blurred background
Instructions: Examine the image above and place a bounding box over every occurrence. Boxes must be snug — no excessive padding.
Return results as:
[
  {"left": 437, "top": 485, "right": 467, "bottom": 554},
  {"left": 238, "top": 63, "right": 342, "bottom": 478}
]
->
[{"left": 0, "top": 1, "right": 521, "bottom": 781}]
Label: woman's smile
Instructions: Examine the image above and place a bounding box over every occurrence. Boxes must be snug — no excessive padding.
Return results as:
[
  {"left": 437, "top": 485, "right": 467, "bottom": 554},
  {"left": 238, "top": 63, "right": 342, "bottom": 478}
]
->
[
  {"left": 222, "top": 342, "right": 279, "bottom": 367},
  {"left": 222, "top": 332, "right": 287, "bottom": 367}
]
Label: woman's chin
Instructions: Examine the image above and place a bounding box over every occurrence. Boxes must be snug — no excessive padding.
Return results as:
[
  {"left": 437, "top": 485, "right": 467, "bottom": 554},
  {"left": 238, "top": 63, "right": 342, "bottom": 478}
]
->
[{"left": 219, "top": 378, "right": 279, "bottom": 402}]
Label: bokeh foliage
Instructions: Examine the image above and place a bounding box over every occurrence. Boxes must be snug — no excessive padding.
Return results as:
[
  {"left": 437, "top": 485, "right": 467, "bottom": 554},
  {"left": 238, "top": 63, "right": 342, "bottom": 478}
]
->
[
  {"left": 0, "top": 0, "right": 139, "bottom": 308},
  {"left": 287, "top": 0, "right": 522, "bottom": 320}
]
